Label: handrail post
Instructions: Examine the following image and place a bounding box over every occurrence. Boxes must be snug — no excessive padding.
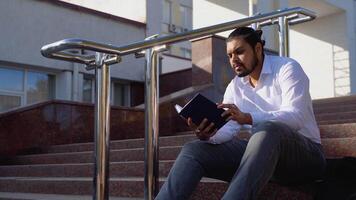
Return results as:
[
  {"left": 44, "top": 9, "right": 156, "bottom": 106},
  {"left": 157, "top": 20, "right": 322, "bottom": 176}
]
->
[
  {"left": 144, "top": 44, "right": 167, "bottom": 200},
  {"left": 278, "top": 16, "right": 290, "bottom": 57},
  {"left": 93, "top": 53, "right": 112, "bottom": 200}
]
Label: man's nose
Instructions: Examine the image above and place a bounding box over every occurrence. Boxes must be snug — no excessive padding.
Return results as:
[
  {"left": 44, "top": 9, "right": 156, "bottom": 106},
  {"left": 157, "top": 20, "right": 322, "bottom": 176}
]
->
[{"left": 231, "top": 54, "right": 239, "bottom": 62}]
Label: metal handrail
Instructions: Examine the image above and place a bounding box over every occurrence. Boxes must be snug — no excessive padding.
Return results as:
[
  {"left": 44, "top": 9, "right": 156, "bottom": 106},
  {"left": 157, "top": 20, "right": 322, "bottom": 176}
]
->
[
  {"left": 41, "top": 7, "right": 315, "bottom": 63},
  {"left": 40, "top": 6, "right": 316, "bottom": 200}
]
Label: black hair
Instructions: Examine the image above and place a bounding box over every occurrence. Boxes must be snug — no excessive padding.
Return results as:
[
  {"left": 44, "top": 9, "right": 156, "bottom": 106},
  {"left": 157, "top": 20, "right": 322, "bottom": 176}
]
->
[{"left": 226, "top": 27, "right": 266, "bottom": 50}]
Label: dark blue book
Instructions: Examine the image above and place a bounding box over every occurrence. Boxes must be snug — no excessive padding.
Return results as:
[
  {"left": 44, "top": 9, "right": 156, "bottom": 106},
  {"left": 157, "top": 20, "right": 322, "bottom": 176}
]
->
[{"left": 175, "top": 93, "right": 229, "bottom": 129}]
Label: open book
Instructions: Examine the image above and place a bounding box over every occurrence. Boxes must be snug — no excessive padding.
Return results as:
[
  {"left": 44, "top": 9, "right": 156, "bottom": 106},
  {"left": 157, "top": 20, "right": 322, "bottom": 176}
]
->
[{"left": 174, "top": 93, "right": 229, "bottom": 129}]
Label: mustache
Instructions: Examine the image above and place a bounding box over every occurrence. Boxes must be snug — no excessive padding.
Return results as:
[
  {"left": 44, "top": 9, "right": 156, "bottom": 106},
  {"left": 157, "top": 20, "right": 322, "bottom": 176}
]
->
[{"left": 232, "top": 61, "right": 245, "bottom": 67}]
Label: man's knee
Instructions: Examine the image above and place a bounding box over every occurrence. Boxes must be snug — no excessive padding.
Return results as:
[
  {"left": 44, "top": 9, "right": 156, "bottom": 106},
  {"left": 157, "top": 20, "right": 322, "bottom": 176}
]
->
[
  {"left": 180, "top": 140, "right": 209, "bottom": 159},
  {"left": 251, "top": 121, "right": 289, "bottom": 142}
]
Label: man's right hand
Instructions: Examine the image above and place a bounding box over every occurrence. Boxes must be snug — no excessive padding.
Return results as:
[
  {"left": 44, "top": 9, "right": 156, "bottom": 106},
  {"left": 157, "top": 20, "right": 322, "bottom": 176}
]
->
[{"left": 187, "top": 117, "right": 217, "bottom": 141}]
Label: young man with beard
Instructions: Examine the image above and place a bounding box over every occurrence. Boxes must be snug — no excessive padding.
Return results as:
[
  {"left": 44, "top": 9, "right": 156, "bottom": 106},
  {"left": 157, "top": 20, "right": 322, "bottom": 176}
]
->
[{"left": 156, "top": 27, "right": 326, "bottom": 200}]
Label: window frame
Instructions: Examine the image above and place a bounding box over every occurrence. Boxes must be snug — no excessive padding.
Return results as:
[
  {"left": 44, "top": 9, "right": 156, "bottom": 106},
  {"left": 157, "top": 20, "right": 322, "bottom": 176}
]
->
[{"left": 0, "top": 66, "right": 56, "bottom": 111}]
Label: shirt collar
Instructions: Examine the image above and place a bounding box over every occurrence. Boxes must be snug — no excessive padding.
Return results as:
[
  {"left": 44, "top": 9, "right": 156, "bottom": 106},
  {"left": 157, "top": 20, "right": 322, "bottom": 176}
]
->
[{"left": 260, "top": 54, "right": 272, "bottom": 76}]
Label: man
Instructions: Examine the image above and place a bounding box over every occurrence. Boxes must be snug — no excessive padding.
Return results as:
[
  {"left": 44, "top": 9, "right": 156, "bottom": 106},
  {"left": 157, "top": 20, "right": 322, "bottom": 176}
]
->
[{"left": 156, "top": 27, "right": 326, "bottom": 200}]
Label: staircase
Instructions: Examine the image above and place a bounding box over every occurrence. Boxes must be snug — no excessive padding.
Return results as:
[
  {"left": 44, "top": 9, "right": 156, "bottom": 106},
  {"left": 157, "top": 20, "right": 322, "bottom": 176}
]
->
[
  {"left": 0, "top": 131, "right": 323, "bottom": 200},
  {"left": 0, "top": 96, "right": 356, "bottom": 199}
]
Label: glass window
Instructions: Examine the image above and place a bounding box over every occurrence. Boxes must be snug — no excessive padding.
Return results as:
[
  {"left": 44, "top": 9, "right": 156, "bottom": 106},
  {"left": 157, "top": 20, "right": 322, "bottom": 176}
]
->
[
  {"left": 163, "top": 0, "right": 172, "bottom": 24},
  {"left": 0, "top": 67, "right": 55, "bottom": 113},
  {"left": 0, "top": 94, "right": 21, "bottom": 112},
  {"left": 27, "top": 72, "right": 54, "bottom": 104},
  {"left": 113, "top": 82, "right": 129, "bottom": 107},
  {"left": 83, "top": 78, "right": 93, "bottom": 103},
  {"left": 180, "top": 47, "right": 192, "bottom": 59},
  {"left": 0, "top": 68, "right": 24, "bottom": 92},
  {"left": 179, "top": 5, "right": 192, "bottom": 29}
]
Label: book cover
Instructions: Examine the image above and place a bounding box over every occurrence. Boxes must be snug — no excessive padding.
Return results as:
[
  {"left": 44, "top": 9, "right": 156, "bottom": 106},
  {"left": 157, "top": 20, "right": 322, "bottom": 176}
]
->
[{"left": 175, "top": 93, "right": 229, "bottom": 130}]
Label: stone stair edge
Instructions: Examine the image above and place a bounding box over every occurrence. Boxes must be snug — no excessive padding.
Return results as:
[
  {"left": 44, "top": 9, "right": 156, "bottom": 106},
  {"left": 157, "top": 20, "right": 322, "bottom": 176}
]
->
[
  {"left": 0, "top": 176, "right": 223, "bottom": 182},
  {"left": 0, "top": 192, "right": 144, "bottom": 200},
  {"left": 14, "top": 122, "right": 356, "bottom": 156},
  {"left": 0, "top": 176, "right": 314, "bottom": 200},
  {"left": 0, "top": 160, "right": 176, "bottom": 168},
  {"left": 49, "top": 131, "right": 194, "bottom": 148},
  {"left": 17, "top": 145, "right": 183, "bottom": 158}
]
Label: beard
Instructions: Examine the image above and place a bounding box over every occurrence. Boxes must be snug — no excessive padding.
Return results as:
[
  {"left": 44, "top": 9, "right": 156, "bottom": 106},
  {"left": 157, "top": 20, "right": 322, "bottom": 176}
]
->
[{"left": 235, "top": 52, "right": 258, "bottom": 77}]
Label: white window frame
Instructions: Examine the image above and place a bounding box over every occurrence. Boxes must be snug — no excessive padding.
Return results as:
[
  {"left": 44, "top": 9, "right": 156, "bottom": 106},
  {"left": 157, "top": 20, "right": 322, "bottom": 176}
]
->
[
  {"left": 179, "top": 4, "right": 192, "bottom": 30},
  {"left": 0, "top": 66, "right": 56, "bottom": 109}
]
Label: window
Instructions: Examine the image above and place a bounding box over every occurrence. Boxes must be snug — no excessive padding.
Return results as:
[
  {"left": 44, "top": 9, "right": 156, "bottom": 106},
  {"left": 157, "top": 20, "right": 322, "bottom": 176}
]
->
[
  {"left": 82, "top": 78, "right": 130, "bottom": 106},
  {"left": 0, "top": 68, "right": 24, "bottom": 92},
  {"left": 162, "top": 0, "right": 173, "bottom": 34},
  {"left": 0, "top": 67, "right": 55, "bottom": 112},
  {"left": 0, "top": 94, "right": 21, "bottom": 112},
  {"left": 180, "top": 47, "right": 192, "bottom": 59},
  {"left": 83, "top": 77, "right": 94, "bottom": 103},
  {"left": 179, "top": 5, "right": 192, "bottom": 30},
  {"left": 112, "top": 82, "right": 130, "bottom": 107},
  {"left": 163, "top": 0, "right": 172, "bottom": 24},
  {"left": 27, "top": 72, "right": 54, "bottom": 104}
]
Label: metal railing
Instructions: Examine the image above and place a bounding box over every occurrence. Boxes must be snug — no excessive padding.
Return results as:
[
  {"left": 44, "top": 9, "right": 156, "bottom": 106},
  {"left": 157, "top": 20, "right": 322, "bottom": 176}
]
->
[{"left": 41, "top": 7, "right": 316, "bottom": 200}]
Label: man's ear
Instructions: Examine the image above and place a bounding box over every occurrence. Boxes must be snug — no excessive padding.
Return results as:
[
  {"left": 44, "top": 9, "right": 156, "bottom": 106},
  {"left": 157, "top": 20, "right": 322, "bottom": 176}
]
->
[{"left": 255, "top": 43, "right": 263, "bottom": 58}]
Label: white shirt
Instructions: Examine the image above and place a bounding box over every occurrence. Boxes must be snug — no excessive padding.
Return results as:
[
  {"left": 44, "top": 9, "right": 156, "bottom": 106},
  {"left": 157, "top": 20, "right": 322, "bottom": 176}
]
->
[{"left": 209, "top": 54, "right": 321, "bottom": 144}]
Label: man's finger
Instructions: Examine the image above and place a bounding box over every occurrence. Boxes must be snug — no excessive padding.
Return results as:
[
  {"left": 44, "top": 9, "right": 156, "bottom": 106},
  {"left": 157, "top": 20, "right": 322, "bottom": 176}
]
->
[
  {"left": 197, "top": 118, "right": 208, "bottom": 131},
  {"left": 226, "top": 115, "right": 234, "bottom": 121},
  {"left": 202, "top": 122, "right": 215, "bottom": 133},
  {"left": 195, "top": 130, "right": 208, "bottom": 140},
  {"left": 187, "top": 117, "right": 192, "bottom": 126},
  {"left": 221, "top": 110, "right": 232, "bottom": 117}
]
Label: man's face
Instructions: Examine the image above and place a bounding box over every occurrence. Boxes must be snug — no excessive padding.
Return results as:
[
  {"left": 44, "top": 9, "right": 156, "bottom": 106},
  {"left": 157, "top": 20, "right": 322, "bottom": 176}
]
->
[{"left": 226, "top": 37, "right": 259, "bottom": 77}]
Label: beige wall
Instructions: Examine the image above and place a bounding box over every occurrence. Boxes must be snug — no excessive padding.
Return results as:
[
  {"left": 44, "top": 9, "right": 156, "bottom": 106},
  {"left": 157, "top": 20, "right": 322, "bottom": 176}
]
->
[
  {"left": 290, "top": 12, "right": 348, "bottom": 99},
  {"left": 193, "top": 0, "right": 249, "bottom": 37},
  {"left": 60, "top": 0, "right": 146, "bottom": 23}
]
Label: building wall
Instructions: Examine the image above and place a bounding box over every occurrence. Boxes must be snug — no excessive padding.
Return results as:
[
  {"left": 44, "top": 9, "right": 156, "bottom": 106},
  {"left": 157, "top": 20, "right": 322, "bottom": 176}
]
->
[
  {"left": 193, "top": 0, "right": 355, "bottom": 99},
  {"left": 0, "top": 0, "right": 147, "bottom": 111},
  {"left": 59, "top": 0, "right": 146, "bottom": 23},
  {"left": 193, "top": 0, "right": 248, "bottom": 37},
  {"left": 146, "top": 0, "right": 193, "bottom": 74},
  {"left": 324, "top": 0, "right": 356, "bottom": 94},
  {"left": 290, "top": 12, "right": 347, "bottom": 99},
  {"left": 0, "top": 0, "right": 146, "bottom": 81},
  {"left": 161, "top": 54, "right": 191, "bottom": 74}
]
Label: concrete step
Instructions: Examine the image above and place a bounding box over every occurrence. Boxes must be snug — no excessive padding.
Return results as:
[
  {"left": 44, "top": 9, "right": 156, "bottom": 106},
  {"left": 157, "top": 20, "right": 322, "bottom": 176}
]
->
[
  {"left": 317, "top": 119, "right": 356, "bottom": 125},
  {"left": 46, "top": 134, "right": 195, "bottom": 154},
  {"left": 0, "top": 160, "right": 174, "bottom": 178},
  {"left": 322, "top": 137, "right": 356, "bottom": 158},
  {"left": 0, "top": 192, "right": 143, "bottom": 200},
  {"left": 315, "top": 111, "right": 356, "bottom": 121},
  {"left": 45, "top": 131, "right": 253, "bottom": 154},
  {"left": 312, "top": 95, "right": 356, "bottom": 106},
  {"left": 2, "top": 137, "right": 354, "bottom": 177},
  {"left": 0, "top": 177, "right": 228, "bottom": 200},
  {"left": 319, "top": 123, "right": 356, "bottom": 138},
  {"left": 313, "top": 104, "right": 356, "bottom": 114},
  {"left": 0, "top": 177, "right": 314, "bottom": 200},
  {"left": 7, "top": 146, "right": 182, "bottom": 165}
]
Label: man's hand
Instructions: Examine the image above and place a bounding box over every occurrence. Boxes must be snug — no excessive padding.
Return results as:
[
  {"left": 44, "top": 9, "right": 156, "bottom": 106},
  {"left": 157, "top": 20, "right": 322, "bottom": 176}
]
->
[
  {"left": 187, "top": 117, "right": 217, "bottom": 141},
  {"left": 217, "top": 103, "right": 252, "bottom": 125}
]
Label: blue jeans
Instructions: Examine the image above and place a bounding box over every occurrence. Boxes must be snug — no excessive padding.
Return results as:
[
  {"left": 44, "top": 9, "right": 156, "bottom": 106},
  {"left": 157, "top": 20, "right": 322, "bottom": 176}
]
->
[{"left": 156, "top": 121, "right": 326, "bottom": 200}]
